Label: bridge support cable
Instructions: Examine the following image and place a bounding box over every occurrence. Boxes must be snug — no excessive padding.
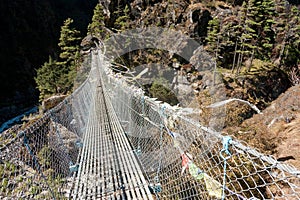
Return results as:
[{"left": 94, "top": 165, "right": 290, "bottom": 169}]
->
[
  {"left": 1, "top": 49, "right": 300, "bottom": 199},
  {"left": 70, "top": 52, "right": 154, "bottom": 199},
  {"left": 96, "top": 48, "right": 300, "bottom": 200}
]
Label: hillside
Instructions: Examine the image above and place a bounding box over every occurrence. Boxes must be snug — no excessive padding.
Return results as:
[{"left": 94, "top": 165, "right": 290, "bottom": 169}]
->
[
  {"left": 225, "top": 85, "right": 300, "bottom": 169},
  {"left": 94, "top": 0, "right": 299, "bottom": 111},
  {"left": 88, "top": 0, "right": 300, "bottom": 167}
]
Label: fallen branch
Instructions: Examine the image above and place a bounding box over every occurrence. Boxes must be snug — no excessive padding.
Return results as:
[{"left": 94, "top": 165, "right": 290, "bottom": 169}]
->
[{"left": 206, "top": 98, "right": 262, "bottom": 114}]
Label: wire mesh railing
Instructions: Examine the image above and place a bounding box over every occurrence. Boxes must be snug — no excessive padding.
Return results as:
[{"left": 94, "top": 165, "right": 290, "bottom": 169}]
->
[
  {"left": 1, "top": 49, "right": 300, "bottom": 199},
  {"left": 0, "top": 54, "right": 95, "bottom": 199},
  {"left": 97, "top": 50, "right": 300, "bottom": 200}
]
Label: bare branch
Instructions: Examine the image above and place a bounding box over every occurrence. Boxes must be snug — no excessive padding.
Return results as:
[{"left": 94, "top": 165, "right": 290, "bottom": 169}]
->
[{"left": 206, "top": 98, "right": 262, "bottom": 114}]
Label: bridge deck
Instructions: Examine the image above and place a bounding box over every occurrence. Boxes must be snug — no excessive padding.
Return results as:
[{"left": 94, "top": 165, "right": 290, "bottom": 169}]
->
[{"left": 71, "top": 80, "right": 154, "bottom": 199}]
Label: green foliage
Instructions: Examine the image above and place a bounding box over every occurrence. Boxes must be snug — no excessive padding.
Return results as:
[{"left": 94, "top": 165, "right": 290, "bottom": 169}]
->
[
  {"left": 246, "top": 59, "right": 275, "bottom": 74},
  {"left": 0, "top": 164, "right": 3, "bottom": 178},
  {"left": 114, "top": 5, "right": 130, "bottom": 31},
  {"left": 0, "top": 154, "right": 68, "bottom": 198},
  {"left": 38, "top": 146, "right": 52, "bottom": 168},
  {"left": 0, "top": 161, "right": 19, "bottom": 194},
  {"left": 239, "top": 0, "right": 275, "bottom": 60},
  {"left": 255, "top": 0, "right": 275, "bottom": 58},
  {"left": 35, "top": 18, "right": 81, "bottom": 100},
  {"left": 57, "top": 18, "right": 81, "bottom": 92},
  {"left": 205, "top": 0, "right": 278, "bottom": 73},
  {"left": 29, "top": 185, "right": 41, "bottom": 195},
  {"left": 6, "top": 162, "right": 16, "bottom": 173},
  {"left": 282, "top": 6, "right": 300, "bottom": 67},
  {"left": 206, "top": 17, "right": 220, "bottom": 54},
  {"left": 58, "top": 18, "right": 81, "bottom": 62},
  {"left": 35, "top": 56, "right": 60, "bottom": 99},
  {"left": 149, "top": 78, "right": 179, "bottom": 106},
  {"left": 88, "top": 3, "right": 106, "bottom": 37},
  {"left": 1, "top": 178, "right": 8, "bottom": 193}
]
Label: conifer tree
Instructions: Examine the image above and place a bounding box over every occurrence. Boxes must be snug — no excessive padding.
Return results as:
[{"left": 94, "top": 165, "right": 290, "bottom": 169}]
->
[
  {"left": 221, "top": 16, "right": 243, "bottom": 72},
  {"left": 206, "top": 17, "right": 222, "bottom": 74},
  {"left": 256, "top": 0, "right": 276, "bottom": 59},
  {"left": 234, "top": 0, "right": 275, "bottom": 72},
  {"left": 88, "top": 3, "right": 105, "bottom": 38},
  {"left": 57, "top": 18, "right": 81, "bottom": 93},
  {"left": 35, "top": 56, "right": 60, "bottom": 100},
  {"left": 206, "top": 17, "right": 220, "bottom": 54},
  {"left": 282, "top": 6, "right": 300, "bottom": 67},
  {"left": 273, "top": 0, "right": 289, "bottom": 63},
  {"left": 35, "top": 18, "right": 82, "bottom": 100},
  {"left": 239, "top": 0, "right": 259, "bottom": 71},
  {"left": 58, "top": 18, "right": 81, "bottom": 64},
  {"left": 211, "top": 11, "right": 246, "bottom": 71}
]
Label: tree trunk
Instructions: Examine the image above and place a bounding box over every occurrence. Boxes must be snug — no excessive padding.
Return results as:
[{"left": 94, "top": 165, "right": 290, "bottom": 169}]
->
[
  {"left": 232, "top": 40, "right": 238, "bottom": 73},
  {"left": 236, "top": 45, "right": 244, "bottom": 75},
  {"left": 248, "top": 48, "right": 255, "bottom": 72}
]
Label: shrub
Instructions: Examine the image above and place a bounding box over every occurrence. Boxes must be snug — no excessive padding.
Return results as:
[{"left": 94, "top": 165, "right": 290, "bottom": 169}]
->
[{"left": 149, "top": 78, "right": 179, "bottom": 106}]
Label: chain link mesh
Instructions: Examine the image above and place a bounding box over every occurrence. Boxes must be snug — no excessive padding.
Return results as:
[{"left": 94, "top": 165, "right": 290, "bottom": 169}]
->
[
  {"left": 0, "top": 54, "right": 94, "bottom": 199},
  {"left": 1, "top": 50, "right": 300, "bottom": 199},
  {"left": 98, "top": 50, "right": 300, "bottom": 200}
]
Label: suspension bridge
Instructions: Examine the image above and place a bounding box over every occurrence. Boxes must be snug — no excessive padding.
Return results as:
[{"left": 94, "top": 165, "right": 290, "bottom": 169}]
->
[{"left": 0, "top": 50, "right": 300, "bottom": 199}]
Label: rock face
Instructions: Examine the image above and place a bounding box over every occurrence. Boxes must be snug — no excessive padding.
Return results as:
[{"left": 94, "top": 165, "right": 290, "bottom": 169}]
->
[
  {"left": 225, "top": 85, "right": 300, "bottom": 169},
  {"left": 172, "top": 74, "right": 194, "bottom": 107},
  {"left": 275, "top": 113, "right": 300, "bottom": 169},
  {"left": 130, "top": 0, "right": 212, "bottom": 42},
  {"left": 81, "top": 35, "right": 99, "bottom": 51},
  {"left": 42, "top": 95, "right": 67, "bottom": 113}
]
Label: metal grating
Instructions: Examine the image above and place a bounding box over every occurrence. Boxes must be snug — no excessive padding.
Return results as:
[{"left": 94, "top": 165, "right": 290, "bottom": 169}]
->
[{"left": 70, "top": 77, "right": 154, "bottom": 199}]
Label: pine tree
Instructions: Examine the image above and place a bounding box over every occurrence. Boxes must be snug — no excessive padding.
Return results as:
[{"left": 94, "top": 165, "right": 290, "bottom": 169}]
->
[
  {"left": 88, "top": 3, "right": 106, "bottom": 38},
  {"left": 233, "top": 0, "right": 275, "bottom": 72},
  {"left": 206, "top": 16, "right": 222, "bottom": 76},
  {"left": 239, "top": 0, "right": 260, "bottom": 71},
  {"left": 282, "top": 6, "right": 300, "bottom": 67},
  {"left": 214, "top": 14, "right": 244, "bottom": 71},
  {"left": 273, "top": 0, "right": 289, "bottom": 63},
  {"left": 35, "top": 56, "right": 60, "bottom": 100},
  {"left": 232, "top": 1, "right": 256, "bottom": 73},
  {"left": 57, "top": 18, "right": 81, "bottom": 93},
  {"left": 221, "top": 15, "right": 243, "bottom": 72},
  {"left": 35, "top": 18, "right": 82, "bottom": 100},
  {"left": 58, "top": 18, "right": 81, "bottom": 64},
  {"left": 256, "top": 0, "right": 276, "bottom": 59},
  {"left": 206, "top": 17, "right": 220, "bottom": 54}
]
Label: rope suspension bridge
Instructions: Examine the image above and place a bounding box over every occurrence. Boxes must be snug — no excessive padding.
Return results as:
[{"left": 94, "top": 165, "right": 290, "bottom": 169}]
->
[{"left": 0, "top": 50, "right": 300, "bottom": 199}]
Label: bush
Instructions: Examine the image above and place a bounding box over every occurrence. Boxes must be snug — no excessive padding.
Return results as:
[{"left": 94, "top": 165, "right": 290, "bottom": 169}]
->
[{"left": 149, "top": 78, "right": 179, "bottom": 106}]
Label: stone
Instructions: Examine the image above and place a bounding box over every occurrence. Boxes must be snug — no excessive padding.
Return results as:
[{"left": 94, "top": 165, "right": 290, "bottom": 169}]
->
[{"left": 42, "top": 95, "right": 67, "bottom": 112}]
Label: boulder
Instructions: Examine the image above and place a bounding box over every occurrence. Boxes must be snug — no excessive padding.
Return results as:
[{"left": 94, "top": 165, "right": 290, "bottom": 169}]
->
[
  {"left": 80, "top": 34, "right": 99, "bottom": 51},
  {"left": 42, "top": 95, "right": 67, "bottom": 113}
]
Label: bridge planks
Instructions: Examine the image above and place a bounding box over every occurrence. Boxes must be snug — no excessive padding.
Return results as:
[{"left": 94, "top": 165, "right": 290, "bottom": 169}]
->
[{"left": 70, "top": 78, "right": 154, "bottom": 200}]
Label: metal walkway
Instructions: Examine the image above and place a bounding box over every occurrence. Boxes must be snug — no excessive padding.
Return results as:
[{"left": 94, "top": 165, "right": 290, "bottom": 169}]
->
[{"left": 70, "top": 78, "right": 154, "bottom": 199}]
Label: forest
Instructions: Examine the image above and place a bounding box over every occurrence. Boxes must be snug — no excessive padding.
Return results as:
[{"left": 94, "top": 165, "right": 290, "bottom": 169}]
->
[{"left": 36, "top": 0, "right": 300, "bottom": 106}]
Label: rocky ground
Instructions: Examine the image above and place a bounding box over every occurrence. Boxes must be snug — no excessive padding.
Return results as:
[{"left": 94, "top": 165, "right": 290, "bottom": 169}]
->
[{"left": 225, "top": 84, "right": 300, "bottom": 169}]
